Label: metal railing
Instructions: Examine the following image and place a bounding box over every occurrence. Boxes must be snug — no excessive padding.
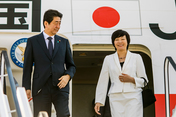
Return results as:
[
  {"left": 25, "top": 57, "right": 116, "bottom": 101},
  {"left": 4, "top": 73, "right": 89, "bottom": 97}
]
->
[
  {"left": 164, "top": 56, "right": 176, "bottom": 117},
  {"left": 0, "top": 50, "right": 22, "bottom": 117}
]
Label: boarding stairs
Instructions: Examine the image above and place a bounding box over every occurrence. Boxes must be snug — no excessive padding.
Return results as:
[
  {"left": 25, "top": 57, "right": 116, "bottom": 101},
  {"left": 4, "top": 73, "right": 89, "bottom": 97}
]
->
[{"left": 0, "top": 50, "right": 32, "bottom": 117}]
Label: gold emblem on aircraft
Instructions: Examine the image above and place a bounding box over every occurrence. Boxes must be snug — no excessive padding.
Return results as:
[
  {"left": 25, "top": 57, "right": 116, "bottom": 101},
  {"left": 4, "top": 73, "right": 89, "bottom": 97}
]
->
[{"left": 17, "top": 46, "right": 25, "bottom": 61}]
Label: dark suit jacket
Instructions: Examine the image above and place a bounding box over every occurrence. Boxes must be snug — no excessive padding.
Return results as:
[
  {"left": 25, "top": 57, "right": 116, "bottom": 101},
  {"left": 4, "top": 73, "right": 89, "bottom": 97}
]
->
[{"left": 22, "top": 32, "right": 76, "bottom": 96}]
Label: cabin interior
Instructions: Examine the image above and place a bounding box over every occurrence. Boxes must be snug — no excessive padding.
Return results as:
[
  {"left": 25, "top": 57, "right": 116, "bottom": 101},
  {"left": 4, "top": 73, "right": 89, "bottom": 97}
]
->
[{"left": 72, "top": 44, "right": 155, "bottom": 117}]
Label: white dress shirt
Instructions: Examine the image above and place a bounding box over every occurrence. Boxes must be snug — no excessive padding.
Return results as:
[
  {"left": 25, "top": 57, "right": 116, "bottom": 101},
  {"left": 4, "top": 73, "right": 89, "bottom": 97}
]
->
[{"left": 43, "top": 31, "right": 55, "bottom": 49}]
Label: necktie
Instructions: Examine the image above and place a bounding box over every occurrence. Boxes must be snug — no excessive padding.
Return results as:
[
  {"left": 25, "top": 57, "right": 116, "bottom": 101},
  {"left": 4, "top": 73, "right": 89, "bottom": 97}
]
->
[{"left": 47, "top": 37, "right": 53, "bottom": 56}]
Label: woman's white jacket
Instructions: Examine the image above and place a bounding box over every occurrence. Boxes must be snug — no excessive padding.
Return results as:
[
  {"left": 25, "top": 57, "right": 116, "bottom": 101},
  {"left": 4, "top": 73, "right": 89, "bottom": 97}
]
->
[{"left": 95, "top": 51, "right": 148, "bottom": 106}]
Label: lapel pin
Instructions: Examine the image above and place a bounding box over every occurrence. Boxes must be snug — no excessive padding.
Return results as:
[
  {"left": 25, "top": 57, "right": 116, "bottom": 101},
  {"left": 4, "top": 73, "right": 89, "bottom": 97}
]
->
[{"left": 57, "top": 40, "right": 61, "bottom": 43}]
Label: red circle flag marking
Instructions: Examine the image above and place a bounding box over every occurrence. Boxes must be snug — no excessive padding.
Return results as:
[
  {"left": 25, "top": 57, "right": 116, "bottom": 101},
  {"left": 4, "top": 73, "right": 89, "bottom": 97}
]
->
[{"left": 92, "top": 6, "right": 120, "bottom": 28}]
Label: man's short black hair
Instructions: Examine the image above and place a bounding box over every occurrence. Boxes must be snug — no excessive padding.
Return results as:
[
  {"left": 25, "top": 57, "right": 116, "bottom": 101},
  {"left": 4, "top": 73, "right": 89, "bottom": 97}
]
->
[{"left": 43, "top": 9, "right": 63, "bottom": 28}]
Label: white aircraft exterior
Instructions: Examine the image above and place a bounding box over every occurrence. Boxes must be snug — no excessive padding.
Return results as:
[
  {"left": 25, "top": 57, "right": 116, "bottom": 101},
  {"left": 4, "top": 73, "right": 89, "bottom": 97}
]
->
[{"left": 0, "top": 0, "right": 176, "bottom": 117}]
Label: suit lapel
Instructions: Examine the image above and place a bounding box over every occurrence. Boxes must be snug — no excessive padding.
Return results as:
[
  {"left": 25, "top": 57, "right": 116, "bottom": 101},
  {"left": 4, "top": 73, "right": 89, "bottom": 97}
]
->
[
  {"left": 37, "top": 33, "right": 52, "bottom": 60},
  {"left": 113, "top": 52, "right": 122, "bottom": 73},
  {"left": 52, "top": 35, "right": 60, "bottom": 58},
  {"left": 122, "top": 51, "right": 132, "bottom": 72},
  {"left": 113, "top": 51, "right": 132, "bottom": 73}
]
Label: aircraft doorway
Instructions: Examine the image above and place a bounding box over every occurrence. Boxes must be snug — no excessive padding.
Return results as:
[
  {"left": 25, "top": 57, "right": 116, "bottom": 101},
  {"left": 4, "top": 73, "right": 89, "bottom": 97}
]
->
[{"left": 72, "top": 44, "right": 155, "bottom": 117}]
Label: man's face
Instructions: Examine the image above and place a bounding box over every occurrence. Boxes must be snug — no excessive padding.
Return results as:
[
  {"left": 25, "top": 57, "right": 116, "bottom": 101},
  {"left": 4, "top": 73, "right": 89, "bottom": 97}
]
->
[{"left": 44, "top": 16, "right": 61, "bottom": 36}]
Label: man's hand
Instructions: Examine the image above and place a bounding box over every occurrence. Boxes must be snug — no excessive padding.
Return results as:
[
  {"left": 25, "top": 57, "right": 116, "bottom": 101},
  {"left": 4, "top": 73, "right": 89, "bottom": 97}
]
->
[
  {"left": 57, "top": 74, "right": 70, "bottom": 89},
  {"left": 26, "top": 90, "right": 31, "bottom": 99},
  {"left": 94, "top": 103, "right": 101, "bottom": 115}
]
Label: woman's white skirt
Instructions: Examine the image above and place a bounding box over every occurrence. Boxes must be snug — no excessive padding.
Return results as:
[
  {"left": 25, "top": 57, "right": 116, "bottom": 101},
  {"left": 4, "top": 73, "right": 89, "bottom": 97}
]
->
[{"left": 109, "top": 91, "right": 143, "bottom": 117}]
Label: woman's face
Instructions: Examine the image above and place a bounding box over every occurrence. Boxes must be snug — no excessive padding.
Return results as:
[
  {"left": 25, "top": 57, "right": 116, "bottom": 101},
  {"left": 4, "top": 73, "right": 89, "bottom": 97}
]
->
[{"left": 114, "top": 35, "right": 128, "bottom": 51}]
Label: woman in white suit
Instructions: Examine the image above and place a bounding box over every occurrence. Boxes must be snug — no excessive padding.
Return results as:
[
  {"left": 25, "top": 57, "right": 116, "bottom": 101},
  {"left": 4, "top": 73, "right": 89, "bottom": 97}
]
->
[{"left": 94, "top": 29, "right": 148, "bottom": 117}]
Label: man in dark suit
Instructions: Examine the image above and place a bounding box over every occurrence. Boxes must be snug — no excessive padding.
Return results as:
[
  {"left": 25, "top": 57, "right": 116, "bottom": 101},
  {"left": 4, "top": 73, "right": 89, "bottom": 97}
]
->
[{"left": 22, "top": 9, "right": 76, "bottom": 117}]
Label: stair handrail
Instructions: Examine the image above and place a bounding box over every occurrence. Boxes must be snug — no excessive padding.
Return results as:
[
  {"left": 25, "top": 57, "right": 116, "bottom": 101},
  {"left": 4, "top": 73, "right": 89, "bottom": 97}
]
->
[
  {"left": 164, "top": 56, "right": 176, "bottom": 117},
  {"left": 1, "top": 50, "right": 22, "bottom": 117}
]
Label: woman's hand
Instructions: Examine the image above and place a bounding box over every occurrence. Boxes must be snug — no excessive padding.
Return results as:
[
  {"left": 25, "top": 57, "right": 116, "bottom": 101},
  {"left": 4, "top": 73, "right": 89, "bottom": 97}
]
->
[
  {"left": 119, "top": 73, "right": 135, "bottom": 84},
  {"left": 94, "top": 102, "right": 101, "bottom": 115}
]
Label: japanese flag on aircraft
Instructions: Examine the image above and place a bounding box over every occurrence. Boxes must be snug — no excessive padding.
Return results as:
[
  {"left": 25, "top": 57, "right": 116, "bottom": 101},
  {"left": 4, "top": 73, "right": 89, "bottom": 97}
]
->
[{"left": 72, "top": 0, "right": 141, "bottom": 36}]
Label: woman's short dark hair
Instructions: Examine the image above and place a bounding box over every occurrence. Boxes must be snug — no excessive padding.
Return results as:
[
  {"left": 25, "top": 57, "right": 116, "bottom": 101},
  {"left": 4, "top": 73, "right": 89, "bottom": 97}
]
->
[
  {"left": 111, "top": 29, "right": 130, "bottom": 50},
  {"left": 43, "top": 9, "right": 63, "bottom": 28}
]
